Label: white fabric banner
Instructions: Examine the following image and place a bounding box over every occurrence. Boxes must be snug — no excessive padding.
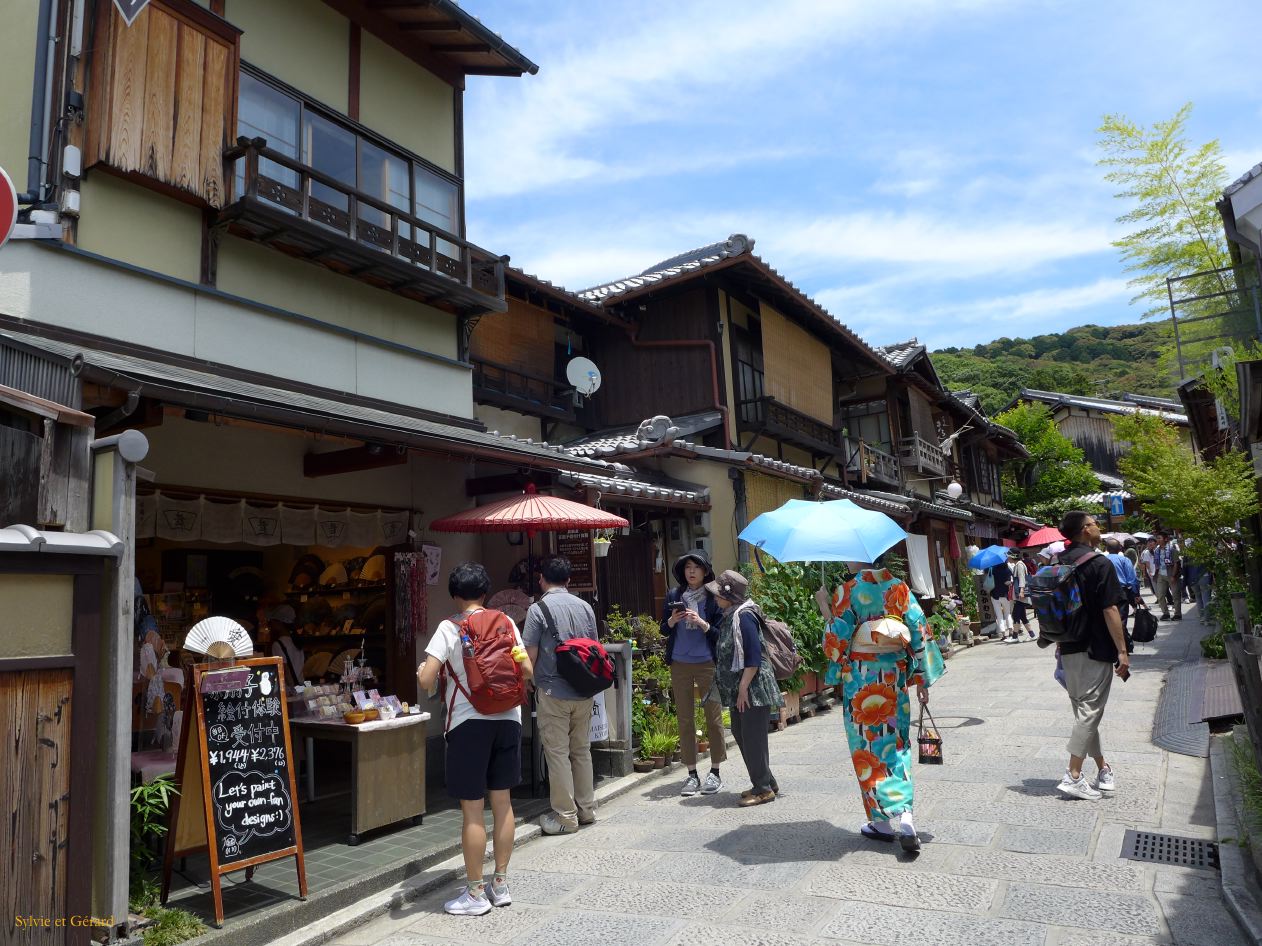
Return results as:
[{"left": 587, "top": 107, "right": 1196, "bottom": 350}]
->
[
  {"left": 348, "top": 510, "right": 379, "bottom": 548},
  {"left": 379, "top": 510, "right": 409, "bottom": 546},
  {"left": 243, "top": 503, "right": 281, "bottom": 546},
  {"left": 314, "top": 507, "right": 350, "bottom": 547},
  {"left": 280, "top": 504, "right": 316, "bottom": 546},
  {"left": 906, "top": 533, "right": 936, "bottom": 599},
  {"left": 156, "top": 494, "right": 201, "bottom": 541},
  {"left": 589, "top": 690, "right": 609, "bottom": 742},
  {"left": 200, "top": 498, "right": 243, "bottom": 544}
]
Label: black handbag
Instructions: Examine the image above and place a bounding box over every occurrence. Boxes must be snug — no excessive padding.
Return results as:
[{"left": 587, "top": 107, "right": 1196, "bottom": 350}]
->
[{"left": 1132, "top": 604, "right": 1158, "bottom": 644}]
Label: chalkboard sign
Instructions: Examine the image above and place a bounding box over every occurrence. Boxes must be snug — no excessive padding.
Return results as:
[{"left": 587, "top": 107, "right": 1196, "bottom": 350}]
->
[
  {"left": 161, "top": 657, "right": 306, "bottom": 926},
  {"left": 554, "top": 529, "right": 595, "bottom": 591},
  {"left": 202, "top": 663, "right": 296, "bottom": 863}
]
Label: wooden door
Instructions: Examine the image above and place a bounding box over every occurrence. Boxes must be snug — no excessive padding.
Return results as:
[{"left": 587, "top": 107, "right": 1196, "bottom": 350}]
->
[
  {"left": 1, "top": 670, "right": 74, "bottom": 946},
  {"left": 603, "top": 533, "right": 654, "bottom": 618}
]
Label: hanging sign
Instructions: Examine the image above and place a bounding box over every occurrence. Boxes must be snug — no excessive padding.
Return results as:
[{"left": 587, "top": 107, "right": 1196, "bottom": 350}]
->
[
  {"left": 0, "top": 166, "right": 16, "bottom": 251},
  {"left": 554, "top": 529, "right": 595, "bottom": 591},
  {"left": 161, "top": 658, "right": 306, "bottom": 926}
]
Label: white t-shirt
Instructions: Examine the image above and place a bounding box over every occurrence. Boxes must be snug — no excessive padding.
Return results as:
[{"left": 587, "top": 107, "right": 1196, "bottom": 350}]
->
[
  {"left": 1140, "top": 549, "right": 1156, "bottom": 578},
  {"left": 424, "top": 608, "right": 524, "bottom": 733}
]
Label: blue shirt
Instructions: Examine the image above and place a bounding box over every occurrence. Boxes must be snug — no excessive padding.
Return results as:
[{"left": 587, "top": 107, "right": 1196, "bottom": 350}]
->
[{"left": 1107, "top": 552, "right": 1140, "bottom": 597}]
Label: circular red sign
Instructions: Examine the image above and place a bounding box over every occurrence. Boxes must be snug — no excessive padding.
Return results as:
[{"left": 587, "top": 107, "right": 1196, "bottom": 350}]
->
[{"left": 0, "top": 166, "right": 17, "bottom": 250}]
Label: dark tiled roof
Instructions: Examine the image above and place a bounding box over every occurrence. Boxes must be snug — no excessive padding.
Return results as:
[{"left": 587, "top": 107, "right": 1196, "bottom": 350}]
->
[
  {"left": 564, "top": 412, "right": 721, "bottom": 458},
  {"left": 877, "top": 339, "right": 925, "bottom": 370},
  {"left": 557, "top": 471, "right": 709, "bottom": 508},
  {"left": 578, "top": 235, "right": 754, "bottom": 302},
  {"left": 505, "top": 267, "right": 609, "bottom": 317},
  {"left": 818, "top": 483, "right": 911, "bottom": 517},
  {"left": 1225, "top": 161, "right": 1262, "bottom": 198},
  {"left": 1019, "top": 389, "right": 1188, "bottom": 425}
]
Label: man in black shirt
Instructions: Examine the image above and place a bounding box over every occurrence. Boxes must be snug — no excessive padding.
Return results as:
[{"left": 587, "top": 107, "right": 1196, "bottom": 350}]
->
[{"left": 1055, "top": 511, "right": 1130, "bottom": 801}]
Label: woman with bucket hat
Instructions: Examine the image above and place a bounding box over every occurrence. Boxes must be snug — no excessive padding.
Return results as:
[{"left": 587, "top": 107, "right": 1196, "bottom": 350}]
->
[
  {"left": 706, "top": 569, "right": 783, "bottom": 807},
  {"left": 661, "top": 550, "right": 726, "bottom": 796}
]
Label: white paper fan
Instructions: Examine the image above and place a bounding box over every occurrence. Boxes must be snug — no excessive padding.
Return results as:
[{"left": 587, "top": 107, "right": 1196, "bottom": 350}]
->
[
  {"left": 183, "top": 616, "right": 254, "bottom": 660},
  {"left": 487, "top": 589, "right": 531, "bottom": 626}
]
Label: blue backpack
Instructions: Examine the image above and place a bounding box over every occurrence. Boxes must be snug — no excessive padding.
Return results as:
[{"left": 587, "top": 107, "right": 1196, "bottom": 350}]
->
[{"left": 1029, "top": 550, "right": 1099, "bottom": 645}]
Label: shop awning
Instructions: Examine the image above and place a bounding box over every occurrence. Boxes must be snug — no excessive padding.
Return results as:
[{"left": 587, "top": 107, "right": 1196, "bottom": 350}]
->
[{"left": 0, "top": 327, "right": 620, "bottom": 476}]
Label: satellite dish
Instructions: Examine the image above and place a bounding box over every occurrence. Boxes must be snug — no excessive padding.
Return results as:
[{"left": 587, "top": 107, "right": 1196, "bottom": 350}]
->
[{"left": 566, "top": 357, "right": 602, "bottom": 396}]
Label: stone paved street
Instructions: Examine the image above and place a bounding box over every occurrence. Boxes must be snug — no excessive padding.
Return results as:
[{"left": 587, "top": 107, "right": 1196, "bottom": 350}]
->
[{"left": 326, "top": 601, "right": 1247, "bottom": 946}]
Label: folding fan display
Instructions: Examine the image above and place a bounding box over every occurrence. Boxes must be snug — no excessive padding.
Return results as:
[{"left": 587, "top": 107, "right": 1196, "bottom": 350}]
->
[{"left": 183, "top": 616, "right": 254, "bottom": 660}]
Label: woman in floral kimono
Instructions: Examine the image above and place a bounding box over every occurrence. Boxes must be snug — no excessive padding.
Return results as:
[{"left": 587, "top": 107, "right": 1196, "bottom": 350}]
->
[{"left": 823, "top": 566, "right": 944, "bottom": 853}]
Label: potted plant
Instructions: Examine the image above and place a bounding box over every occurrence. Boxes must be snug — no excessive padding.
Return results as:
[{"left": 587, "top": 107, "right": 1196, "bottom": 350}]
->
[
  {"left": 926, "top": 599, "right": 958, "bottom": 658},
  {"left": 694, "top": 704, "right": 710, "bottom": 753},
  {"left": 593, "top": 530, "right": 613, "bottom": 558},
  {"left": 641, "top": 729, "right": 672, "bottom": 768}
]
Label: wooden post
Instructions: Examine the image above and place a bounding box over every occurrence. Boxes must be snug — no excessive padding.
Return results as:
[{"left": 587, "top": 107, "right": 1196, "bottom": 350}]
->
[{"left": 1232, "top": 591, "right": 1251, "bottom": 636}]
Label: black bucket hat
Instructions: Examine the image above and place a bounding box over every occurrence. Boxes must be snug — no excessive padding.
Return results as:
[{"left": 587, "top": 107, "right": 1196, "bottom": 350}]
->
[{"left": 673, "top": 549, "right": 715, "bottom": 586}]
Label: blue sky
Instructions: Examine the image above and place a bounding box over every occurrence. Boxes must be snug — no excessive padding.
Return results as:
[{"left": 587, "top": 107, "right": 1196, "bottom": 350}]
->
[{"left": 460, "top": 0, "right": 1262, "bottom": 350}]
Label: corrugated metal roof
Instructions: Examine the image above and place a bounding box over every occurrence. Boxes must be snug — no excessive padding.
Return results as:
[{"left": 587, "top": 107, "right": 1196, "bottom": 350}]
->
[
  {"left": 1020, "top": 388, "right": 1188, "bottom": 425},
  {"left": 0, "top": 328, "right": 621, "bottom": 473}
]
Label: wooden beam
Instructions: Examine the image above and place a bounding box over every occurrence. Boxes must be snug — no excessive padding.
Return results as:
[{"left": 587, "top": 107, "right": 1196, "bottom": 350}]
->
[
  {"left": 398, "top": 21, "right": 460, "bottom": 32},
  {"left": 304, "top": 444, "right": 408, "bottom": 478},
  {"left": 0, "top": 383, "right": 94, "bottom": 427},
  {"left": 322, "top": 0, "right": 464, "bottom": 88},
  {"left": 428, "top": 42, "right": 491, "bottom": 53},
  {"left": 464, "top": 473, "right": 546, "bottom": 497}
]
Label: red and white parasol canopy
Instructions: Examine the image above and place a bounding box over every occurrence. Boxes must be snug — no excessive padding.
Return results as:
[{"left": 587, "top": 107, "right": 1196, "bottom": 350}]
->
[
  {"left": 429, "top": 484, "right": 629, "bottom": 534},
  {"left": 1019, "top": 526, "right": 1066, "bottom": 548}
]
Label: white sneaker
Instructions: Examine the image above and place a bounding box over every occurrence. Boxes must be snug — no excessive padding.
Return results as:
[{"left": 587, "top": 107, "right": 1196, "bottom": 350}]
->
[
  {"left": 444, "top": 886, "right": 492, "bottom": 916},
  {"left": 680, "top": 774, "right": 701, "bottom": 796},
  {"left": 1095, "top": 765, "right": 1116, "bottom": 794},
  {"left": 1057, "top": 771, "right": 1102, "bottom": 801},
  {"left": 700, "top": 772, "right": 722, "bottom": 795},
  {"left": 487, "top": 877, "right": 511, "bottom": 907}
]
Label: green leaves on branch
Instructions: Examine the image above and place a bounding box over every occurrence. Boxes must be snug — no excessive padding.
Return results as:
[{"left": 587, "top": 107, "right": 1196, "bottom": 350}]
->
[{"left": 994, "top": 403, "right": 1102, "bottom": 518}]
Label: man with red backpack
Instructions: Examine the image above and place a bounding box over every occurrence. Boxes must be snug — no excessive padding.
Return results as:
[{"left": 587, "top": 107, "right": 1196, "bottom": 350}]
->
[
  {"left": 523, "top": 556, "right": 603, "bottom": 836},
  {"left": 417, "top": 563, "right": 533, "bottom": 917}
]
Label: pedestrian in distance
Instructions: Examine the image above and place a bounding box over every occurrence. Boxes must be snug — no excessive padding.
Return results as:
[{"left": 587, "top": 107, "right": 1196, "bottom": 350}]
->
[
  {"left": 1008, "top": 549, "right": 1036, "bottom": 640},
  {"left": 1051, "top": 512, "right": 1130, "bottom": 801},
  {"left": 661, "top": 549, "right": 727, "bottom": 797},
  {"left": 1103, "top": 537, "right": 1139, "bottom": 653},
  {"left": 417, "top": 562, "right": 533, "bottom": 916},
  {"left": 523, "top": 556, "right": 601, "bottom": 835},
  {"left": 824, "top": 562, "right": 944, "bottom": 853},
  {"left": 1153, "top": 532, "right": 1182, "bottom": 621},
  {"left": 705, "top": 569, "right": 783, "bottom": 807},
  {"left": 989, "top": 557, "right": 1016, "bottom": 641},
  {"left": 1139, "top": 538, "right": 1158, "bottom": 597}
]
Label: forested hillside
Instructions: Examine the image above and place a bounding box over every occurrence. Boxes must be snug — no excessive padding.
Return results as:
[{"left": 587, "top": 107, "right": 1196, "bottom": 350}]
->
[{"left": 932, "top": 322, "right": 1176, "bottom": 413}]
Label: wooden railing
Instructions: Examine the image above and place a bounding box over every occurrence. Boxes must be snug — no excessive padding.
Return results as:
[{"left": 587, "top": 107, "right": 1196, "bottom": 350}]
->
[
  {"left": 224, "top": 137, "right": 504, "bottom": 303},
  {"left": 899, "top": 434, "right": 947, "bottom": 476},
  {"left": 854, "top": 440, "right": 901, "bottom": 485},
  {"left": 471, "top": 358, "right": 574, "bottom": 418},
  {"left": 737, "top": 394, "right": 843, "bottom": 454}
]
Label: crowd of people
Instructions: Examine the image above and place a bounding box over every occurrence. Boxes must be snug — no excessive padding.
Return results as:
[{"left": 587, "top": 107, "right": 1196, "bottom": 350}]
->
[{"left": 419, "top": 511, "right": 1207, "bottom": 917}]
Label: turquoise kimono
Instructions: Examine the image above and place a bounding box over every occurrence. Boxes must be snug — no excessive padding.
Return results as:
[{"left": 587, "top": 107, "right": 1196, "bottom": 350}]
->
[{"left": 823, "top": 569, "right": 945, "bottom": 824}]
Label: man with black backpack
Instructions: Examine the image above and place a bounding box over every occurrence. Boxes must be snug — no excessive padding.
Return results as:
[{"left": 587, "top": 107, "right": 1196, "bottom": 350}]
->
[
  {"left": 1045, "top": 511, "right": 1130, "bottom": 801},
  {"left": 523, "top": 556, "right": 602, "bottom": 835}
]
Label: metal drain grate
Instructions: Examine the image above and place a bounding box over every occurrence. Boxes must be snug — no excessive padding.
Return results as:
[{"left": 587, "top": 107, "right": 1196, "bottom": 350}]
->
[{"left": 1121, "top": 830, "right": 1219, "bottom": 869}]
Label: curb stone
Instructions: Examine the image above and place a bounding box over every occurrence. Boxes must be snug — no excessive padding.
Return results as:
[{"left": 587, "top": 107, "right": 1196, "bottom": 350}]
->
[{"left": 1210, "top": 731, "right": 1262, "bottom": 945}]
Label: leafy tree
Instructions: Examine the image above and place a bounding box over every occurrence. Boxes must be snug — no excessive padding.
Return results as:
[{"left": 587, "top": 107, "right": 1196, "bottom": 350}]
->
[
  {"left": 994, "top": 403, "right": 1102, "bottom": 520},
  {"left": 1114, "top": 412, "right": 1259, "bottom": 551},
  {"left": 1097, "top": 103, "right": 1230, "bottom": 317}
]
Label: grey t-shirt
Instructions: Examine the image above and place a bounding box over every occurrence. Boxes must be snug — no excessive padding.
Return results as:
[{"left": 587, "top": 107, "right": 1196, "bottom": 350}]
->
[{"left": 522, "top": 587, "right": 599, "bottom": 701}]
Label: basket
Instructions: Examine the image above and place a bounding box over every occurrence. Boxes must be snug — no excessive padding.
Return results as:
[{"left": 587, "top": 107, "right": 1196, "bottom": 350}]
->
[{"left": 916, "top": 704, "right": 943, "bottom": 765}]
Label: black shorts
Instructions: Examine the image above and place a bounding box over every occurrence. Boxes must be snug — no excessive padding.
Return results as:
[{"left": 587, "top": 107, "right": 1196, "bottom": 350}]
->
[{"left": 444, "top": 719, "right": 522, "bottom": 800}]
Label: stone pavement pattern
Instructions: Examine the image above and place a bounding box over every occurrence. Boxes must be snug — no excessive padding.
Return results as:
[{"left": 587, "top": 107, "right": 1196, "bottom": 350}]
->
[{"left": 329, "top": 601, "right": 1247, "bottom": 946}]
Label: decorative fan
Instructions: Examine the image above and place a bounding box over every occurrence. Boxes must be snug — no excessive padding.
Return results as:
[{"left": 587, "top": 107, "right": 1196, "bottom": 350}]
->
[
  {"left": 487, "top": 589, "right": 531, "bottom": 626},
  {"left": 183, "top": 616, "right": 253, "bottom": 660}
]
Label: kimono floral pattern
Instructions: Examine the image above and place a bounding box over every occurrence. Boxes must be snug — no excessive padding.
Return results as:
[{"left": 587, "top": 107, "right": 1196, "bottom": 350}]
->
[{"left": 823, "top": 568, "right": 942, "bottom": 824}]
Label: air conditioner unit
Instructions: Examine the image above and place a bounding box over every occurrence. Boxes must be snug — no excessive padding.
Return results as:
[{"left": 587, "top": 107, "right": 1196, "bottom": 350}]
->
[{"left": 691, "top": 511, "right": 711, "bottom": 537}]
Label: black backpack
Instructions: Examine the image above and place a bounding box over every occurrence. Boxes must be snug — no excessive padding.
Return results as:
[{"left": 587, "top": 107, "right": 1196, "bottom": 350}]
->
[
  {"left": 1029, "top": 549, "right": 1098, "bottom": 645},
  {"left": 1132, "top": 604, "right": 1158, "bottom": 644}
]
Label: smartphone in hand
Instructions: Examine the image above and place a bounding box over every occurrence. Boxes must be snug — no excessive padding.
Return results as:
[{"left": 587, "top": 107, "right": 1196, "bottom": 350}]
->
[{"left": 1116, "top": 661, "right": 1130, "bottom": 681}]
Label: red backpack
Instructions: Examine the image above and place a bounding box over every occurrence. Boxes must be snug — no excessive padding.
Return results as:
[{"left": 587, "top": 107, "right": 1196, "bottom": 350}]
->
[{"left": 442, "top": 609, "right": 526, "bottom": 729}]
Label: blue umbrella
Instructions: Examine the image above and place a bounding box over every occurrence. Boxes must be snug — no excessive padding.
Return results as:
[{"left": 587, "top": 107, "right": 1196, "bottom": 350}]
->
[
  {"left": 738, "top": 498, "right": 907, "bottom": 563},
  {"left": 968, "top": 544, "right": 1010, "bottom": 569}
]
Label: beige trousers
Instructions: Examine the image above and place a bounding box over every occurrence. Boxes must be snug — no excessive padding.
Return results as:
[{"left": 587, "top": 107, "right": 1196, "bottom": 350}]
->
[
  {"left": 537, "top": 691, "right": 596, "bottom": 829},
  {"left": 670, "top": 662, "right": 727, "bottom": 768},
  {"left": 1061, "top": 650, "right": 1114, "bottom": 759}
]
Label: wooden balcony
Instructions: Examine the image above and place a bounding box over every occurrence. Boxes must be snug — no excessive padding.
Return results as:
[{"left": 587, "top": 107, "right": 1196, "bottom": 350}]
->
[
  {"left": 846, "top": 440, "right": 902, "bottom": 487},
  {"left": 219, "top": 138, "right": 506, "bottom": 315},
  {"left": 472, "top": 358, "right": 574, "bottom": 421},
  {"left": 737, "top": 394, "right": 844, "bottom": 457},
  {"left": 899, "top": 434, "right": 947, "bottom": 477}
]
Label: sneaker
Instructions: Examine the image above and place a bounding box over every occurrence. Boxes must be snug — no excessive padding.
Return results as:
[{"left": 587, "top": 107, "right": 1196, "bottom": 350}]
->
[
  {"left": 700, "top": 772, "right": 723, "bottom": 795},
  {"left": 1095, "top": 765, "right": 1116, "bottom": 794},
  {"left": 680, "top": 774, "right": 701, "bottom": 797},
  {"left": 578, "top": 812, "right": 596, "bottom": 826},
  {"left": 1002, "top": 636, "right": 1018, "bottom": 644},
  {"left": 539, "top": 812, "right": 577, "bottom": 835},
  {"left": 444, "top": 886, "right": 492, "bottom": 916},
  {"left": 487, "top": 877, "right": 511, "bottom": 907},
  {"left": 1057, "top": 771, "right": 1102, "bottom": 801}
]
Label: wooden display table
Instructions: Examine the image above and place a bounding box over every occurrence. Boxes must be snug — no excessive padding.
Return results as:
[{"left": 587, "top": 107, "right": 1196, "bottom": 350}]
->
[{"left": 290, "top": 712, "right": 429, "bottom": 845}]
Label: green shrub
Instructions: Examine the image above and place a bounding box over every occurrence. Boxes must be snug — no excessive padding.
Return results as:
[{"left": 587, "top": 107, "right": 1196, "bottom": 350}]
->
[
  {"left": 131, "top": 775, "right": 177, "bottom": 875},
  {"left": 1230, "top": 735, "right": 1262, "bottom": 836},
  {"left": 142, "top": 907, "right": 206, "bottom": 946}
]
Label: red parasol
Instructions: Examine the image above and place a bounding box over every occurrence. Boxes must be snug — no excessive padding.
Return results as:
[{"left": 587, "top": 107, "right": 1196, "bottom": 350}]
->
[
  {"left": 429, "top": 484, "right": 629, "bottom": 534},
  {"left": 1019, "top": 526, "right": 1065, "bottom": 548}
]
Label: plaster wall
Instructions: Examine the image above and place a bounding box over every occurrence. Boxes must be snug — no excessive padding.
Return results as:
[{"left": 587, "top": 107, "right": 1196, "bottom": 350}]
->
[
  {"left": 227, "top": 0, "right": 349, "bottom": 113},
  {"left": 0, "top": 0, "right": 40, "bottom": 188}
]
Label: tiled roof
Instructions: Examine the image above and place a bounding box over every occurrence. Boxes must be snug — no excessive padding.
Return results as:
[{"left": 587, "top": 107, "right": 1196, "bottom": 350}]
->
[
  {"left": 818, "top": 483, "right": 912, "bottom": 517},
  {"left": 953, "top": 390, "right": 981, "bottom": 411},
  {"left": 680, "top": 441, "right": 822, "bottom": 482},
  {"left": 1095, "top": 471, "right": 1126, "bottom": 489},
  {"left": 877, "top": 339, "right": 925, "bottom": 370},
  {"left": 1225, "top": 161, "right": 1262, "bottom": 198},
  {"left": 505, "top": 267, "right": 609, "bottom": 317},
  {"left": 578, "top": 235, "right": 754, "bottom": 303},
  {"left": 564, "top": 412, "right": 721, "bottom": 458},
  {"left": 1019, "top": 389, "right": 1188, "bottom": 425},
  {"left": 1120, "top": 392, "right": 1184, "bottom": 411},
  {"left": 557, "top": 471, "right": 710, "bottom": 508},
  {"left": 1080, "top": 490, "right": 1133, "bottom": 504}
]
